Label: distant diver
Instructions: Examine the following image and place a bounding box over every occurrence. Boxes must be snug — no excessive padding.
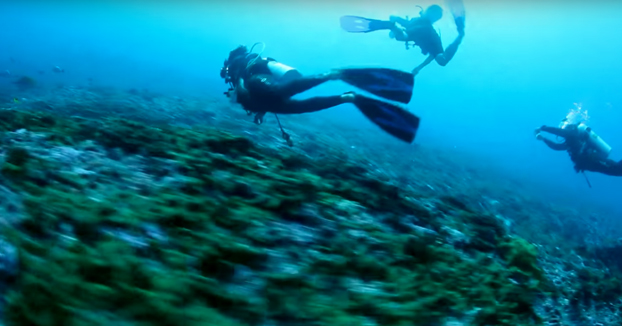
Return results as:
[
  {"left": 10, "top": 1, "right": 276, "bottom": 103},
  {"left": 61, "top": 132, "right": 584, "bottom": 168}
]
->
[
  {"left": 535, "top": 120, "right": 622, "bottom": 178},
  {"left": 53, "top": 66, "right": 65, "bottom": 73},
  {"left": 340, "top": 2, "right": 465, "bottom": 76},
  {"left": 220, "top": 43, "right": 421, "bottom": 145}
]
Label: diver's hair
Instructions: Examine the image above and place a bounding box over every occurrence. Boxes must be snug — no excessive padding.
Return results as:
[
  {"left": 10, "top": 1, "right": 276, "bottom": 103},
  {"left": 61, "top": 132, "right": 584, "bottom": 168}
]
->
[{"left": 228, "top": 45, "right": 249, "bottom": 63}]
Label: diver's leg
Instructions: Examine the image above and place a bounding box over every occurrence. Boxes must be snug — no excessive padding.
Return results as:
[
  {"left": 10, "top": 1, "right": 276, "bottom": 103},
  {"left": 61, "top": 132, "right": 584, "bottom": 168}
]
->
[
  {"left": 244, "top": 73, "right": 336, "bottom": 108},
  {"left": 370, "top": 20, "right": 399, "bottom": 31},
  {"left": 604, "top": 160, "right": 622, "bottom": 176},
  {"left": 244, "top": 74, "right": 281, "bottom": 101},
  {"left": 438, "top": 35, "right": 464, "bottom": 64},
  {"left": 270, "top": 93, "right": 354, "bottom": 114},
  {"left": 274, "top": 73, "right": 340, "bottom": 98},
  {"left": 587, "top": 160, "right": 622, "bottom": 177}
]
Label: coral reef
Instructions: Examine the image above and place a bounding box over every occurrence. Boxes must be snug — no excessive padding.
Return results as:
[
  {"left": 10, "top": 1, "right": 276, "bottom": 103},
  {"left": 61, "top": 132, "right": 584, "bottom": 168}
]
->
[{"left": 0, "top": 87, "right": 621, "bottom": 325}]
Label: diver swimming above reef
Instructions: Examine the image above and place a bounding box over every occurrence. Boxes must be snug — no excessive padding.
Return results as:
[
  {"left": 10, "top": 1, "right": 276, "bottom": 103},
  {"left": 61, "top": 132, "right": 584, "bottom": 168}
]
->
[
  {"left": 220, "top": 43, "right": 421, "bottom": 145},
  {"left": 535, "top": 120, "right": 622, "bottom": 178},
  {"left": 339, "top": 1, "right": 465, "bottom": 75}
]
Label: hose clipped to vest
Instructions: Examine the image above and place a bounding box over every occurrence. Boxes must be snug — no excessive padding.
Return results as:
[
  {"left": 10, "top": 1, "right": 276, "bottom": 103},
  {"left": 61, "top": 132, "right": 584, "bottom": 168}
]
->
[
  {"left": 245, "top": 42, "right": 266, "bottom": 70},
  {"left": 582, "top": 171, "right": 592, "bottom": 188},
  {"left": 274, "top": 114, "right": 293, "bottom": 147}
]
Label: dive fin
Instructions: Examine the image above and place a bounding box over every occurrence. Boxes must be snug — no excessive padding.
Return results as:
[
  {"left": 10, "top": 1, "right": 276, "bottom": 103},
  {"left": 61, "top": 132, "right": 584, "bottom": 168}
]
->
[
  {"left": 446, "top": 0, "right": 466, "bottom": 19},
  {"left": 339, "top": 16, "right": 393, "bottom": 33},
  {"left": 353, "top": 94, "right": 420, "bottom": 143},
  {"left": 340, "top": 68, "right": 414, "bottom": 104},
  {"left": 445, "top": 0, "right": 466, "bottom": 32}
]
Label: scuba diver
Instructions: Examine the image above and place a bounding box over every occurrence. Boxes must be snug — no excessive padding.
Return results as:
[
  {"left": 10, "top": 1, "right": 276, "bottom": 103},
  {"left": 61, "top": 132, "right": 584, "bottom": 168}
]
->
[
  {"left": 340, "top": 2, "right": 465, "bottom": 75},
  {"left": 535, "top": 121, "right": 622, "bottom": 178},
  {"left": 220, "top": 43, "right": 421, "bottom": 145}
]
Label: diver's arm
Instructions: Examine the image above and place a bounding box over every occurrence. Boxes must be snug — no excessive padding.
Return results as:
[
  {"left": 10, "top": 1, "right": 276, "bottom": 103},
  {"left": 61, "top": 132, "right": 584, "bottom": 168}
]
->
[
  {"left": 254, "top": 112, "right": 267, "bottom": 125},
  {"left": 435, "top": 32, "right": 464, "bottom": 66},
  {"left": 389, "top": 15, "right": 410, "bottom": 26},
  {"left": 412, "top": 55, "right": 435, "bottom": 75},
  {"left": 388, "top": 15, "right": 419, "bottom": 42},
  {"left": 539, "top": 125, "right": 574, "bottom": 138},
  {"left": 234, "top": 78, "right": 267, "bottom": 125},
  {"left": 541, "top": 138, "right": 568, "bottom": 151}
]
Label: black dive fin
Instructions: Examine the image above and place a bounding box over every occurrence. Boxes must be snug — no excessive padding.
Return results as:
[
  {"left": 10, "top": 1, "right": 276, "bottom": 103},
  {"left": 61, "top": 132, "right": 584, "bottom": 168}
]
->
[
  {"left": 353, "top": 94, "right": 420, "bottom": 143},
  {"left": 340, "top": 68, "right": 414, "bottom": 104}
]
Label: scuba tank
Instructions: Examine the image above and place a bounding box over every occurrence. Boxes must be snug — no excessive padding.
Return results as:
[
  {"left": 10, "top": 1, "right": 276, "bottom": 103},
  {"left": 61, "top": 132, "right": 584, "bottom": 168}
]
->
[
  {"left": 266, "top": 61, "right": 302, "bottom": 83},
  {"left": 243, "top": 42, "right": 301, "bottom": 82},
  {"left": 577, "top": 123, "right": 612, "bottom": 160}
]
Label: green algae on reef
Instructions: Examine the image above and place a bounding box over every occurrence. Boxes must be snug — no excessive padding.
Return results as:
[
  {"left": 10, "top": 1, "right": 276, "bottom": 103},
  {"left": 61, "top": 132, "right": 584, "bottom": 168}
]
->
[{"left": 0, "top": 109, "right": 551, "bottom": 325}]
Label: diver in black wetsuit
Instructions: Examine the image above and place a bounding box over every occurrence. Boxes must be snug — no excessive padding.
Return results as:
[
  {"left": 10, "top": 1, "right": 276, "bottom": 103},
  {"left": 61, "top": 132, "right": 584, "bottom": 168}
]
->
[
  {"left": 222, "top": 45, "right": 352, "bottom": 125},
  {"left": 389, "top": 5, "right": 465, "bottom": 75},
  {"left": 219, "top": 43, "right": 421, "bottom": 145},
  {"left": 340, "top": 4, "right": 465, "bottom": 75},
  {"left": 535, "top": 123, "right": 622, "bottom": 176}
]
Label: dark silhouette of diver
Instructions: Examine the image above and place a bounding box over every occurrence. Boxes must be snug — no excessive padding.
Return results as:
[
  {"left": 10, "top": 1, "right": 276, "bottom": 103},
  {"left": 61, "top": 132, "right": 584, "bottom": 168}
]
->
[
  {"left": 220, "top": 43, "right": 421, "bottom": 145},
  {"left": 340, "top": 4, "right": 465, "bottom": 75},
  {"left": 535, "top": 122, "right": 622, "bottom": 177}
]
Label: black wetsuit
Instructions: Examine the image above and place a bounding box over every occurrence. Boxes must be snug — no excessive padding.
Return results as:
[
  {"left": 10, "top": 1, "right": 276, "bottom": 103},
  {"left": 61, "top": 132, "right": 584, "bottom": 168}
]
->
[
  {"left": 372, "top": 17, "right": 444, "bottom": 56},
  {"left": 229, "top": 54, "right": 347, "bottom": 123},
  {"left": 539, "top": 125, "right": 622, "bottom": 176}
]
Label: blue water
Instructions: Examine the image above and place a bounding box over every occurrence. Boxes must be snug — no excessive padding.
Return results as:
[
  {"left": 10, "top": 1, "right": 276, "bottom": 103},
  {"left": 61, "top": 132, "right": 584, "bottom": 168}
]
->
[{"left": 2, "top": 0, "right": 621, "bottom": 214}]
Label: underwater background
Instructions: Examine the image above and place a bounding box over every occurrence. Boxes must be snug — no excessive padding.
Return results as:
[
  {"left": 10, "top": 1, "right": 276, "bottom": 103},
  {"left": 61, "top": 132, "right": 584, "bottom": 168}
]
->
[
  {"left": 3, "top": 0, "right": 622, "bottom": 212},
  {"left": 1, "top": 0, "right": 622, "bottom": 325}
]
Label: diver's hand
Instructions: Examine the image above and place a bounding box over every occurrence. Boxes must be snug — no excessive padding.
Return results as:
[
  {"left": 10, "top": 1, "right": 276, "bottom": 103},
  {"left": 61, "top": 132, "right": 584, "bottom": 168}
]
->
[
  {"left": 411, "top": 68, "right": 420, "bottom": 76},
  {"left": 390, "top": 22, "right": 408, "bottom": 41},
  {"left": 395, "top": 23, "right": 407, "bottom": 33},
  {"left": 534, "top": 127, "right": 544, "bottom": 140},
  {"left": 455, "top": 16, "right": 465, "bottom": 35},
  {"left": 254, "top": 112, "right": 266, "bottom": 125}
]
